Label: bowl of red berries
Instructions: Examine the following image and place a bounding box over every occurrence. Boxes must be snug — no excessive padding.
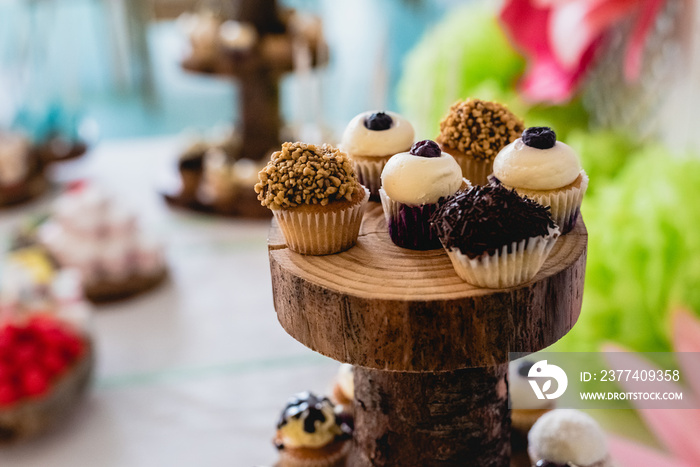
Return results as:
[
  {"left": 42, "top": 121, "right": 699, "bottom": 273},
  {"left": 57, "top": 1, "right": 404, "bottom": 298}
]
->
[{"left": 0, "top": 314, "right": 93, "bottom": 442}]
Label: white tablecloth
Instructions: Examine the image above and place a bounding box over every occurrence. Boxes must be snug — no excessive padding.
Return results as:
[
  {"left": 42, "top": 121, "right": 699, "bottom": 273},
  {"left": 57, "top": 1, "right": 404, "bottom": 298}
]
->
[{"left": 0, "top": 137, "right": 338, "bottom": 466}]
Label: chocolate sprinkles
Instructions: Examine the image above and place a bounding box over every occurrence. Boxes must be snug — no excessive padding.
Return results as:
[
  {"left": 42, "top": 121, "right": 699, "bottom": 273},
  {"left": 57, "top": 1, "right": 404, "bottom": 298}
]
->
[{"left": 430, "top": 184, "right": 555, "bottom": 259}]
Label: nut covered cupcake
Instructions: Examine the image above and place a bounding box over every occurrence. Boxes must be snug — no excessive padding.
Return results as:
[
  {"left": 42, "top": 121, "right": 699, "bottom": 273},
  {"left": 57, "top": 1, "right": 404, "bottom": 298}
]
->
[
  {"left": 340, "top": 111, "right": 415, "bottom": 198},
  {"left": 379, "top": 140, "right": 467, "bottom": 250},
  {"left": 255, "top": 142, "right": 368, "bottom": 255},
  {"left": 436, "top": 98, "right": 524, "bottom": 185},
  {"left": 274, "top": 391, "right": 352, "bottom": 467},
  {"left": 492, "top": 127, "right": 589, "bottom": 234},
  {"left": 431, "top": 184, "right": 559, "bottom": 288}
]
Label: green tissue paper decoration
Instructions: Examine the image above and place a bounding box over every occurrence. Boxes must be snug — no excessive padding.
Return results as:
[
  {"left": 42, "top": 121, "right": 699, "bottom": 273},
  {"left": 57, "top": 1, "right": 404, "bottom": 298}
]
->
[
  {"left": 555, "top": 146, "right": 700, "bottom": 352},
  {"left": 397, "top": 4, "right": 525, "bottom": 138},
  {"left": 397, "top": 3, "right": 589, "bottom": 139}
]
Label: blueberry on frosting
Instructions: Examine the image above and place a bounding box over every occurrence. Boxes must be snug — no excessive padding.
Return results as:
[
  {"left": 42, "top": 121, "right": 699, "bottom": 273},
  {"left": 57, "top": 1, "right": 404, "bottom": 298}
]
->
[
  {"left": 410, "top": 140, "right": 441, "bottom": 158},
  {"left": 275, "top": 391, "right": 351, "bottom": 450},
  {"left": 522, "top": 127, "right": 557, "bottom": 150},
  {"left": 364, "top": 112, "right": 393, "bottom": 131}
]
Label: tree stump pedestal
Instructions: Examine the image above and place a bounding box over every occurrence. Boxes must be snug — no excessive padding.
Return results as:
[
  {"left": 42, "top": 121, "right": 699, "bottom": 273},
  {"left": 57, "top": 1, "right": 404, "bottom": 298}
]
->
[{"left": 267, "top": 204, "right": 587, "bottom": 466}]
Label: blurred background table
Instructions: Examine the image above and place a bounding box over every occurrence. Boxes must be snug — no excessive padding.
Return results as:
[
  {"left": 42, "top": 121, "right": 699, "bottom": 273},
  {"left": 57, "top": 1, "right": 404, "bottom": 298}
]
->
[{"left": 0, "top": 137, "right": 338, "bottom": 466}]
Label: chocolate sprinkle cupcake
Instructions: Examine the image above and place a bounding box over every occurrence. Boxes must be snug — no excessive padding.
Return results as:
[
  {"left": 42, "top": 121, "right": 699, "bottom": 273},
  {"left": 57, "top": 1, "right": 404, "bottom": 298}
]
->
[{"left": 431, "top": 184, "right": 555, "bottom": 259}]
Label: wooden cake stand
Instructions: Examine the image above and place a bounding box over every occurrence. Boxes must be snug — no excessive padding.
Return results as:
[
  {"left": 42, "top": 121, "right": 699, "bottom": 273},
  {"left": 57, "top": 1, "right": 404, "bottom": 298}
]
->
[{"left": 267, "top": 204, "right": 587, "bottom": 466}]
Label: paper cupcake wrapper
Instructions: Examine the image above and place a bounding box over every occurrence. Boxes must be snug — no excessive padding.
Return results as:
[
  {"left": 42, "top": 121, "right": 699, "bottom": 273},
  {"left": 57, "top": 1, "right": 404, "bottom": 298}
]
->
[
  {"left": 450, "top": 155, "right": 492, "bottom": 186},
  {"left": 352, "top": 157, "right": 390, "bottom": 199},
  {"left": 445, "top": 227, "right": 560, "bottom": 288},
  {"left": 278, "top": 441, "right": 350, "bottom": 467},
  {"left": 379, "top": 188, "right": 442, "bottom": 250},
  {"left": 506, "top": 171, "right": 589, "bottom": 235},
  {"left": 274, "top": 187, "right": 369, "bottom": 255}
]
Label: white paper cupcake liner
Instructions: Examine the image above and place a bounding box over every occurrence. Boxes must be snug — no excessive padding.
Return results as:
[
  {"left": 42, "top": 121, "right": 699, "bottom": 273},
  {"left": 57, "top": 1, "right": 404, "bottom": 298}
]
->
[
  {"left": 378, "top": 188, "right": 442, "bottom": 250},
  {"left": 451, "top": 155, "right": 492, "bottom": 186},
  {"left": 445, "top": 227, "right": 560, "bottom": 288},
  {"left": 508, "top": 171, "right": 589, "bottom": 234},
  {"left": 274, "top": 187, "right": 369, "bottom": 255},
  {"left": 352, "top": 157, "right": 390, "bottom": 198}
]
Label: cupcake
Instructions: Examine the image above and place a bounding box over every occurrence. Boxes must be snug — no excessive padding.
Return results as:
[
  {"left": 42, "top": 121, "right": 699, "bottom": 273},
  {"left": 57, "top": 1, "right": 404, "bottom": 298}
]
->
[
  {"left": 331, "top": 364, "right": 354, "bottom": 414},
  {"left": 436, "top": 98, "right": 524, "bottom": 185},
  {"left": 528, "top": 409, "right": 614, "bottom": 467},
  {"left": 492, "top": 127, "right": 589, "bottom": 234},
  {"left": 340, "top": 111, "right": 415, "bottom": 198},
  {"left": 431, "top": 184, "right": 559, "bottom": 288},
  {"left": 255, "top": 142, "right": 368, "bottom": 255},
  {"left": 274, "top": 391, "right": 352, "bottom": 467},
  {"left": 509, "top": 360, "right": 555, "bottom": 451},
  {"left": 379, "top": 140, "right": 466, "bottom": 250}
]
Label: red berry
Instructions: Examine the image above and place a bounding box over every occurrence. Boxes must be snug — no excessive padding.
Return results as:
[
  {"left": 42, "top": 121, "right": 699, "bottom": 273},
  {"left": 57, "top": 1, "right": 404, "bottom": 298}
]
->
[
  {"left": 15, "top": 342, "right": 41, "bottom": 367},
  {"left": 42, "top": 352, "right": 68, "bottom": 377},
  {"left": 61, "top": 337, "right": 85, "bottom": 362},
  {"left": 0, "top": 382, "right": 19, "bottom": 406},
  {"left": 21, "top": 367, "right": 49, "bottom": 397},
  {"left": 0, "top": 362, "right": 16, "bottom": 381}
]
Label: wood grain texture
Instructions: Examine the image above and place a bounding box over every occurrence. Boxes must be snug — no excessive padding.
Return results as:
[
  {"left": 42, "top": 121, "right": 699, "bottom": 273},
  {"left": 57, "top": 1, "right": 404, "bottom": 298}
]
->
[
  {"left": 268, "top": 203, "right": 587, "bottom": 372},
  {"left": 349, "top": 364, "right": 510, "bottom": 467}
]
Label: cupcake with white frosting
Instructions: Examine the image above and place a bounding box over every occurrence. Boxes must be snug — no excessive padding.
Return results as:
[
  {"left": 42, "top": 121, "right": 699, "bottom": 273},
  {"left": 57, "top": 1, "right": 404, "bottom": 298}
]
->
[
  {"left": 528, "top": 409, "right": 614, "bottom": 467},
  {"left": 379, "top": 140, "right": 466, "bottom": 250},
  {"left": 492, "top": 127, "right": 588, "bottom": 234},
  {"left": 274, "top": 391, "right": 352, "bottom": 467},
  {"left": 340, "top": 111, "right": 414, "bottom": 198}
]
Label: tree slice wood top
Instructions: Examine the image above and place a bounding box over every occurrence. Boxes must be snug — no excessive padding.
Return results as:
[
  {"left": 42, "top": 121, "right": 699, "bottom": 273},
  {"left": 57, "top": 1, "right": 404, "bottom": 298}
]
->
[{"left": 268, "top": 203, "right": 587, "bottom": 371}]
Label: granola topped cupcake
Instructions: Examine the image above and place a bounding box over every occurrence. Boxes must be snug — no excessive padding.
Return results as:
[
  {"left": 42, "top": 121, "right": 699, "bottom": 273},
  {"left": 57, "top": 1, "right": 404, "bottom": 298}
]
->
[
  {"left": 340, "top": 111, "right": 415, "bottom": 198},
  {"left": 379, "top": 140, "right": 467, "bottom": 250},
  {"left": 274, "top": 391, "right": 352, "bottom": 467},
  {"left": 492, "top": 126, "right": 589, "bottom": 233},
  {"left": 437, "top": 98, "right": 524, "bottom": 185},
  {"left": 254, "top": 142, "right": 368, "bottom": 255},
  {"left": 431, "top": 184, "right": 559, "bottom": 288},
  {"left": 528, "top": 409, "right": 614, "bottom": 467}
]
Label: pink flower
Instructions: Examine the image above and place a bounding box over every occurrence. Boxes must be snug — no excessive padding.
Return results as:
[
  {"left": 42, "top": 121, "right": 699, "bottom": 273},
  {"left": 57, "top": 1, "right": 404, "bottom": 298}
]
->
[
  {"left": 499, "top": 0, "right": 668, "bottom": 103},
  {"left": 602, "top": 309, "right": 700, "bottom": 466}
]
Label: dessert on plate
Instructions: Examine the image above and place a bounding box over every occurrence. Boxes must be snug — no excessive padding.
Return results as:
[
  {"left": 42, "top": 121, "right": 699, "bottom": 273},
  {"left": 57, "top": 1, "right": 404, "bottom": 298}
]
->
[
  {"left": 340, "top": 110, "right": 415, "bottom": 198},
  {"left": 528, "top": 409, "right": 615, "bottom": 467},
  {"left": 491, "top": 126, "right": 589, "bottom": 234},
  {"left": 436, "top": 98, "right": 524, "bottom": 185},
  {"left": 379, "top": 139, "right": 467, "bottom": 250},
  {"left": 431, "top": 184, "right": 559, "bottom": 288},
  {"left": 30, "top": 183, "right": 167, "bottom": 303},
  {"left": 255, "top": 142, "right": 368, "bottom": 255},
  {"left": 274, "top": 391, "right": 352, "bottom": 467}
]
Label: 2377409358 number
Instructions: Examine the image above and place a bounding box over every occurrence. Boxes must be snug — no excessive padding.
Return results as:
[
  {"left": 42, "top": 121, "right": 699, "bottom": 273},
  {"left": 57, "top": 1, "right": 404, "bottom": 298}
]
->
[{"left": 599, "top": 369, "right": 680, "bottom": 382}]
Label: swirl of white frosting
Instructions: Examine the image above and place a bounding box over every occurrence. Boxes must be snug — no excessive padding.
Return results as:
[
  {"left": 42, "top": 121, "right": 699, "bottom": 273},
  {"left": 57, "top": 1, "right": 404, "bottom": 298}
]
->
[
  {"left": 340, "top": 111, "right": 415, "bottom": 157},
  {"left": 493, "top": 139, "right": 582, "bottom": 190},
  {"left": 529, "top": 409, "right": 609, "bottom": 466},
  {"left": 508, "top": 360, "right": 551, "bottom": 410},
  {"left": 381, "top": 151, "right": 463, "bottom": 205}
]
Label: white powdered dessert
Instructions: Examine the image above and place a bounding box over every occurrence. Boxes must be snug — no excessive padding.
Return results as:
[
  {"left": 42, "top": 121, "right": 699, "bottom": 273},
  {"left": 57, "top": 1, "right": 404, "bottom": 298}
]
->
[
  {"left": 340, "top": 111, "right": 414, "bottom": 197},
  {"left": 528, "top": 409, "right": 614, "bottom": 467},
  {"left": 492, "top": 126, "right": 588, "bottom": 234},
  {"left": 509, "top": 360, "right": 554, "bottom": 435},
  {"left": 379, "top": 140, "right": 465, "bottom": 250}
]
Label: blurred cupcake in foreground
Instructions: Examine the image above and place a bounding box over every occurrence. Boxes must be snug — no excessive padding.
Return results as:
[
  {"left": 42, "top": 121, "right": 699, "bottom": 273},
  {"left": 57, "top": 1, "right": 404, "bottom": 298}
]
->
[
  {"left": 431, "top": 184, "right": 559, "bottom": 288},
  {"left": 331, "top": 364, "right": 354, "bottom": 415},
  {"left": 340, "top": 111, "right": 414, "bottom": 198},
  {"left": 437, "top": 98, "right": 524, "bottom": 185},
  {"left": 492, "top": 126, "right": 589, "bottom": 234},
  {"left": 379, "top": 140, "right": 467, "bottom": 250},
  {"left": 509, "top": 359, "right": 555, "bottom": 451},
  {"left": 255, "top": 142, "right": 368, "bottom": 255},
  {"left": 274, "top": 391, "right": 352, "bottom": 467},
  {"left": 528, "top": 409, "right": 614, "bottom": 467}
]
